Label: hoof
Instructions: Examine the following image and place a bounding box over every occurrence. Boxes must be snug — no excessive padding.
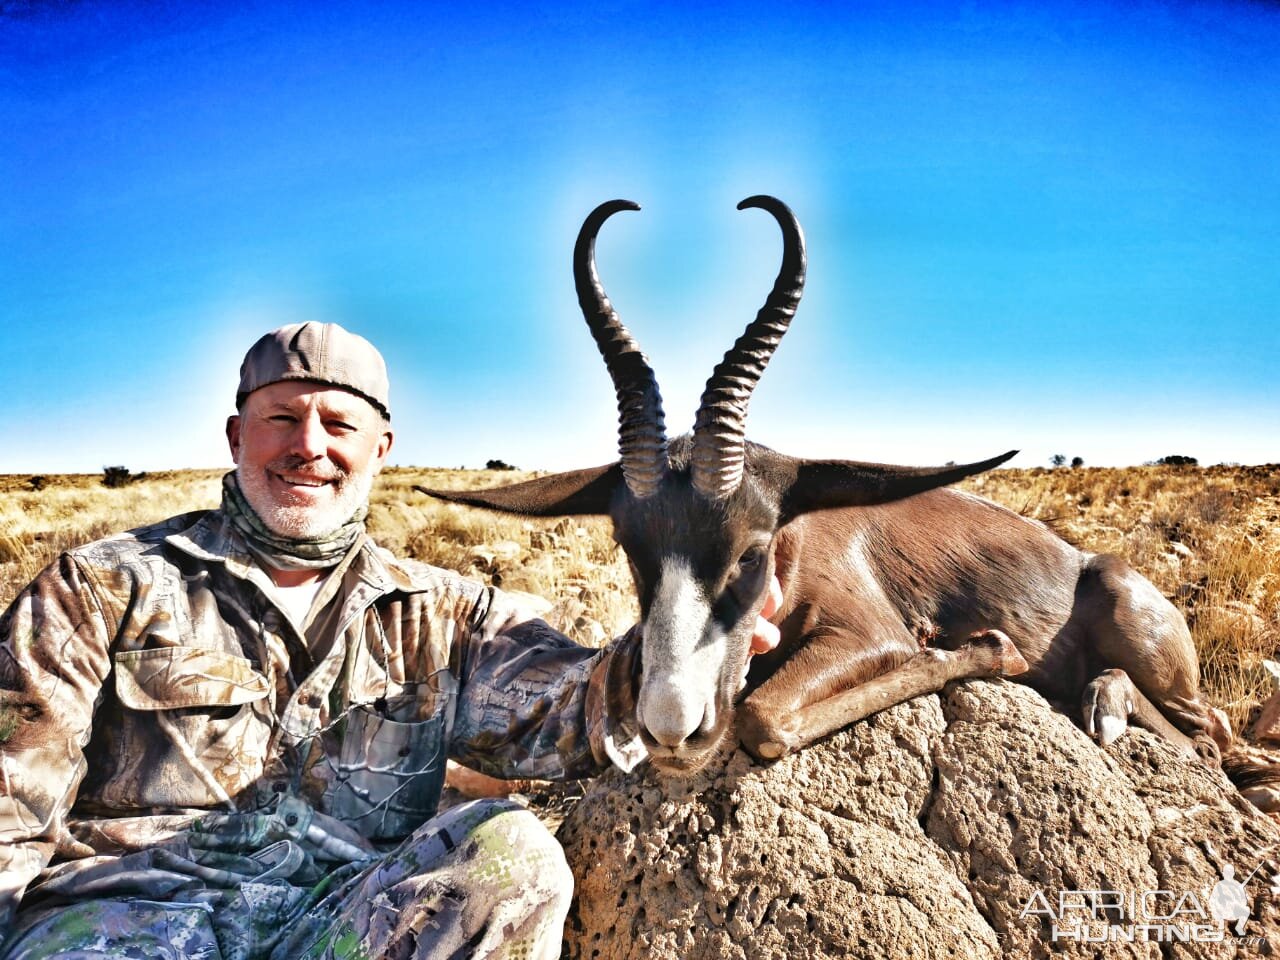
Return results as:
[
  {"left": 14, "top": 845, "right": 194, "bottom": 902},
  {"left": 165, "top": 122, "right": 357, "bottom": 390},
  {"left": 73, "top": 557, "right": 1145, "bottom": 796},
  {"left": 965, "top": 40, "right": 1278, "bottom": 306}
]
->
[
  {"left": 966, "top": 629, "right": 1030, "bottom": 677},
  {"left": 1098, "top": 715, "right": 1127, "bottom": 746},
  {"left": 1194, "top": 735, "right": 1222, "bottom": 766},
  {"left": 737, "top": 703, "right": 795, "bottom": 762},
  {"left": 1083, "top": 669, "right": 1135, "bottom": 747}
]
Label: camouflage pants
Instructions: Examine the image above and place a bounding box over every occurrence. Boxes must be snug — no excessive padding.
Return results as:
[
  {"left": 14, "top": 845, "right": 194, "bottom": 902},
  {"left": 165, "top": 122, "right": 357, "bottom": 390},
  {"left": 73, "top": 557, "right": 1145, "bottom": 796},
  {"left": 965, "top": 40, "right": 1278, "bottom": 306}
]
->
[{"left": 1, "top": 799, "right": 572, "bottom": 960}]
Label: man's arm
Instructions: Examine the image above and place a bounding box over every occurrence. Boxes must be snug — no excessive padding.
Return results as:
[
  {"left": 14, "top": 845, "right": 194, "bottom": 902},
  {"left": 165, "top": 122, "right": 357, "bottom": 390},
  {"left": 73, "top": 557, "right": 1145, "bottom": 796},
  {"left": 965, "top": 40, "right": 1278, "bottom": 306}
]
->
[
  {"left": 448, "top": 586, "right": 646, "bottom": 782},
  {"left": 0, "top": 554, "right": 113, "bottom": 937},
  {"left": 446, "top": 577, "right": 783, "bottom": 783}
]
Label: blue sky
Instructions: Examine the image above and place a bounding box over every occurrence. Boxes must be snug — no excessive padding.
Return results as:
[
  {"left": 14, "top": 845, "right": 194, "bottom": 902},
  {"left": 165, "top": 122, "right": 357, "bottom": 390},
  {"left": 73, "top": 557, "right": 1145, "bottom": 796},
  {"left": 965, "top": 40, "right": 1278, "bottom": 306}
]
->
[{"left": 2, "top": 0, "right": 1277, "bottom": 473}]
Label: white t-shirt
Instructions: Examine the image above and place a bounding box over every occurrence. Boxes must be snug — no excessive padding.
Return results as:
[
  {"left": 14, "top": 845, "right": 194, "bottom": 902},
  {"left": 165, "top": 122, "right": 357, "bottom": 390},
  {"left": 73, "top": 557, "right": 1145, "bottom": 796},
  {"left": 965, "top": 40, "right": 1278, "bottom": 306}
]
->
[{"left": 264, "top": 572, "right": 330, "bottom": 633}]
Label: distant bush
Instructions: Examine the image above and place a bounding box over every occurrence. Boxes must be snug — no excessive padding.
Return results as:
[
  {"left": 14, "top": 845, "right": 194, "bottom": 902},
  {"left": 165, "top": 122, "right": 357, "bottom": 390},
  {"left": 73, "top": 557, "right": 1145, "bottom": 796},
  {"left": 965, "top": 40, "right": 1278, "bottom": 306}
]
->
[
  {"left": 1070, "top": 457, "right": 1084, "bottom": 469},
  {"left": 28, "top": 476, "right": 46, "bottom": 492},
  {"left": 485, "top": 459, "right": 518, "bottom": 471},
  {"left": 1156, "top": 455, "right": 1199, "bottom": 467},
  {"left": 103, "top": 466, "right": 146, "bottom": 488},
  {"left": 1050, "top": 454, "right": 1067, "bottom": 468}
]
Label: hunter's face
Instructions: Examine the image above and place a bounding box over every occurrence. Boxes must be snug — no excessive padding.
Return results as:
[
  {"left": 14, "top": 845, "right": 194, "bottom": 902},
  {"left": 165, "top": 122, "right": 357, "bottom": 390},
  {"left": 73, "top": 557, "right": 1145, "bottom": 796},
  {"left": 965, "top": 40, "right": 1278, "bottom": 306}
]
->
[{"left": 227, "top": 380, "right": 393, "bottom": 538}]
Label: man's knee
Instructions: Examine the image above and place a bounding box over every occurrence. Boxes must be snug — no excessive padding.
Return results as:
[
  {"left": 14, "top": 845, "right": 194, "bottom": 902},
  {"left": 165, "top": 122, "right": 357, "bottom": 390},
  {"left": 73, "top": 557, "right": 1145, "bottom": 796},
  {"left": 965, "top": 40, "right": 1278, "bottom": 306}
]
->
[
  {"left": 2, "top": 898, "right": 220, "bottom": 959},
  {"left": 328, "top": 800, "right": 573, "bottom": 959},
  {"left": 460, "top": 800, "right": 574, "bottom": 905}
]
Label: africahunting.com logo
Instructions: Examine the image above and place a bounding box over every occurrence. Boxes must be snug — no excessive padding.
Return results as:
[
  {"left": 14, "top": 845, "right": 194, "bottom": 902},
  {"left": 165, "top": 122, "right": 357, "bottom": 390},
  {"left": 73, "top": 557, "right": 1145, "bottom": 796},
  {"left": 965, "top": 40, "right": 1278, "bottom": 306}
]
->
[{"left": 1020, "top": 848, "right": 1277, "bottom": 945}]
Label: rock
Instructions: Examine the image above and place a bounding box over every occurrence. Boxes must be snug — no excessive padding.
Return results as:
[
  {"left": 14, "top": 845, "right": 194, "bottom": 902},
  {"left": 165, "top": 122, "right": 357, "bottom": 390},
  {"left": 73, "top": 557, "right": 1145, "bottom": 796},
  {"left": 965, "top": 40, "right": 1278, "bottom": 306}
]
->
[
  {"left": 497, "top": 589, "right": 553, "bottom": 620},
  {"left": 559, "top": 680, "right": 1280, "bottom": 960},
  {"left": 489, "top": 539, "right": 524, "bottom": 560},
  {"left": 1254, "top": 692, "right": 1280, "bottom": 745},
  {"left": 468, "top": 539, "right": 524, "bottom": 566},
  {"left": 1177, "top": 580, "right": 1207, "bottom": 601},
  {"left": 573, "top": 616, "right": 608, "bottom": 647},
  {"left": 1253, "top": 664, "right": 1280, "bottom": 744},
  {"left": 444, "top": 760, "right": 540, "bottom": 799},
  {"left": 529, "top": 529, "right": 559, "bottom": 551}
]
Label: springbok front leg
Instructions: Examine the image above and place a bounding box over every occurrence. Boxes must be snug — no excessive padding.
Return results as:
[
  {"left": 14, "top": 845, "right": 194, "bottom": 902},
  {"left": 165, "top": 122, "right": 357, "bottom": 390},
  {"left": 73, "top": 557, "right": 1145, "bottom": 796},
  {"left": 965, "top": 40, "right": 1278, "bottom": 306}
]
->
[{"left": 738, "top": 629, "right": 1029, "bottom": 761}]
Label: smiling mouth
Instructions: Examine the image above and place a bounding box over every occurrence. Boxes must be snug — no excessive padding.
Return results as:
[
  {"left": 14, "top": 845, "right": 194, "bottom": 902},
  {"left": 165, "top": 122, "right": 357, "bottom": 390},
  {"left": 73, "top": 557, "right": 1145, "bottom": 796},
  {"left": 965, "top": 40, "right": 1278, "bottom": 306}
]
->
[{"left": 274, "top": 472, "right": 335, "bottom": 489}]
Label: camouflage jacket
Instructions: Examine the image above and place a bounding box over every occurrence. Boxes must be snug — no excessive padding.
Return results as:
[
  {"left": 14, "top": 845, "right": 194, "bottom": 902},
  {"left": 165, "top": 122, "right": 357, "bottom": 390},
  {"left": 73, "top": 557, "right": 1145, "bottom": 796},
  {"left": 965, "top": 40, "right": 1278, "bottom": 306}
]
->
[{"left": 0, "top": 509, "right": 642, "bottom": 933}]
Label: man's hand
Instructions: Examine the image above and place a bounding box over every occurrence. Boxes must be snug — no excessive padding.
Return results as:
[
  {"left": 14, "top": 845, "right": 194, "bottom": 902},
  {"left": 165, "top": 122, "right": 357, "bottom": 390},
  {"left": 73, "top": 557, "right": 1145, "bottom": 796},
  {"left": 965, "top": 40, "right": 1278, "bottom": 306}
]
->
[
  {"left": 751, "top": 574, "right": 783, "bottom": 655},
  {"left": 739, "top": 575, "right": 782, "bottom": 693}
]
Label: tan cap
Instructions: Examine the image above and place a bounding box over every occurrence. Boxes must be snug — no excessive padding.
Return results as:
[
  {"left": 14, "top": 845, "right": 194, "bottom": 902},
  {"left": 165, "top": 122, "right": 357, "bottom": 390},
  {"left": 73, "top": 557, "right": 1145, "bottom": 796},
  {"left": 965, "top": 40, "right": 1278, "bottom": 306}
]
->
[{"left": 237, "top": 322, "right": 390, "bottom": 420}]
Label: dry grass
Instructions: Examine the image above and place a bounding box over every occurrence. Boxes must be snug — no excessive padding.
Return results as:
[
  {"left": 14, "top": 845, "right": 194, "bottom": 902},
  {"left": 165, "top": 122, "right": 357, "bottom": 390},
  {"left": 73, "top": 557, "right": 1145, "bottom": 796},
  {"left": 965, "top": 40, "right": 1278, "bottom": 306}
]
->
[
  {"left": 0, "top": 470, "right": 226, "bottom": 600},
  {"left": 963, "top": 464, "right": 1280, "bottom": 731},
  {"left": 371, "top": 468, "right": 636, "bottom": 646},
  {"left": 2, "top": 464, "right": 1277, "bottom": 732},
  {"left": 0, "top": 467, "right": 636, "bottom": 650}
]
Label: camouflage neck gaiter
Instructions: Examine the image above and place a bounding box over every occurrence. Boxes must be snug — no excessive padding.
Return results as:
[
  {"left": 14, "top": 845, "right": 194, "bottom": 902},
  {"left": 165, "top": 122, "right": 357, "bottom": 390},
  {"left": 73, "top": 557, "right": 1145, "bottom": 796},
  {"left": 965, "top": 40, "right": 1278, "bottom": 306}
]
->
[{"left": 221, "top": 472, "right": 366, "bottom": 571}]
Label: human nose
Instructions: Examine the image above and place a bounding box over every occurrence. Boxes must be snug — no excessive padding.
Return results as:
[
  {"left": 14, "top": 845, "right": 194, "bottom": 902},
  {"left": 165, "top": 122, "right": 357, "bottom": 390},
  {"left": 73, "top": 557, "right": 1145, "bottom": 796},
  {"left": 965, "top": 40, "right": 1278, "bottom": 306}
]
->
[{"left": 288, "top": 413, "right": 327, "bottom": 460}]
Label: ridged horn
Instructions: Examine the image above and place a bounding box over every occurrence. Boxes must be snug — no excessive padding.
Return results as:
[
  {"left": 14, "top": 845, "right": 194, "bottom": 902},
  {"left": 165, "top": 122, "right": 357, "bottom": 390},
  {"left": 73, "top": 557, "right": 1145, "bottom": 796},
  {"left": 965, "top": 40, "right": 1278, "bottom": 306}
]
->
[
  {"left": 575, "top": 199, "right": 668, "bottom": 499},
  {"left": 691, "top": 195, "right": 805, "bottom": 499}
]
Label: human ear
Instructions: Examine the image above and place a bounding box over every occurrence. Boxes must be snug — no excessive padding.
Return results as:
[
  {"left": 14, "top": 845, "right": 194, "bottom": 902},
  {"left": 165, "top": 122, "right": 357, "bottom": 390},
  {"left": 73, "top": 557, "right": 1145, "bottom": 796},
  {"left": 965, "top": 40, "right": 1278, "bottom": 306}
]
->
[
  {"left": 371, "top": 428, "right": 393, "bottom": 474},
  {"left": 226, "top": 415, "right": 242, "bottom": 463}
]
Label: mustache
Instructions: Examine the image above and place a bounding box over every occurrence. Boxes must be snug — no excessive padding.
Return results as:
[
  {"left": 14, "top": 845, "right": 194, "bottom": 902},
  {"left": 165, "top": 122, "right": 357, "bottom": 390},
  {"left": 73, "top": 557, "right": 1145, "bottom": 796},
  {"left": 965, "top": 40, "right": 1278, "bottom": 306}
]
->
[{"left": 267, "top": 456, "right": 349, "bottom": 482}]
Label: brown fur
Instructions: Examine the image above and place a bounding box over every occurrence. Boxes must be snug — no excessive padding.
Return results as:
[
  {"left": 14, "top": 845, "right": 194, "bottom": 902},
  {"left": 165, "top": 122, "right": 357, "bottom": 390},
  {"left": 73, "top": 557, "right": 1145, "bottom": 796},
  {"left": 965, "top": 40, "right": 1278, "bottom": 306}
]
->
[{"left": 737, "top": 484, "right": 1220, "bottom": 762}]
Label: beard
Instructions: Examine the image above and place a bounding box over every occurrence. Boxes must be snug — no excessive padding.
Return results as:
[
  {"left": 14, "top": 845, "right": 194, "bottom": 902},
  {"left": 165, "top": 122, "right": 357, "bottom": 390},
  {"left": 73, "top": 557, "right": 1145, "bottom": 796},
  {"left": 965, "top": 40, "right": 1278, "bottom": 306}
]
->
[{"left": 237, "top": 455, "right": 374, "bottom": 539}]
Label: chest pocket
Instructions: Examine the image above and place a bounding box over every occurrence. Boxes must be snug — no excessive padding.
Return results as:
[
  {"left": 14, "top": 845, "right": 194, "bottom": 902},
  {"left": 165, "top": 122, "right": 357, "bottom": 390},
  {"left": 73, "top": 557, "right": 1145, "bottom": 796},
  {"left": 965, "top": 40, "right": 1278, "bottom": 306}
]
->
[
  {"left": 111, "top": 647, "right": 274, "bottom": 807},
  {"left": 329, "top": 670, "right": 457, "bottom": 841}
]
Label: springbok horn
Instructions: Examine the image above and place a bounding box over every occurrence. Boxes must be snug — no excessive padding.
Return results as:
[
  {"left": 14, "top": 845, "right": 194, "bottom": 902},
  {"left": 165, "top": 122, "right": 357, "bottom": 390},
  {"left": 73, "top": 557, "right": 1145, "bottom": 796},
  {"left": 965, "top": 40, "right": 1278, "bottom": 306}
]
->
[
  {"left": 574, "top": 200, "right": 668, "bottom": 499},
  {"left": 691, "top": 195, "right": 806, "bottom": 499}
]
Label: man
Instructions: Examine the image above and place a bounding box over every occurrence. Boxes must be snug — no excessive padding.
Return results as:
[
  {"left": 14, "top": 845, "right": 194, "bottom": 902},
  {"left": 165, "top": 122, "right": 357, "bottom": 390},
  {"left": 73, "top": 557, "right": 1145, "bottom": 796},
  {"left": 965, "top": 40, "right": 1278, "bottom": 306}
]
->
[{"left": 0, "top": 322, "right": 782, "bottom": 959}]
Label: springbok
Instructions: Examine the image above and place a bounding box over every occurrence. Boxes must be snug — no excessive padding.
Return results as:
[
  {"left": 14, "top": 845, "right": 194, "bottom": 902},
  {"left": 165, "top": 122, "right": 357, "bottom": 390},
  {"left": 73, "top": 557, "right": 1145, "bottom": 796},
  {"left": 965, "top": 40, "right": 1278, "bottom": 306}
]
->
[{"left": 419, "top": 196, "right": 1228, "bottom": 775}]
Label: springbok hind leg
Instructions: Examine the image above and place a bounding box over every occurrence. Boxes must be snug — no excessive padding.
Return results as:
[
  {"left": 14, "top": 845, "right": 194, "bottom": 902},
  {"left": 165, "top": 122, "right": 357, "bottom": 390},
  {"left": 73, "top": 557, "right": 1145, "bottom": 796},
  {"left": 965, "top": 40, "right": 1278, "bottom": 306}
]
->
[
  {"left": 739, "top": 630, "right": 1029, "bottom": 761},
  {"left": 1082, "top": 668, "right": 1220, "bottom": 764},
  {"left": 1077, "top": 555, "right": 1229, "bottom": 764}
]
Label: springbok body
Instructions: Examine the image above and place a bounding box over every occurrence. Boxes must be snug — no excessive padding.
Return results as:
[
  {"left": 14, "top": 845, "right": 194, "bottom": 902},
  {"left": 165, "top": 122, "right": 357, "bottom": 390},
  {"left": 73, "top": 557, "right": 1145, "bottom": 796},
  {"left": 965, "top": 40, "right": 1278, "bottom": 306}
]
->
[
  {"left": 420, "top": 196, "right": 1225, "bottom": 775},
  {"left": 740, "top": 479, "right": 1216, "bottom": 763}
]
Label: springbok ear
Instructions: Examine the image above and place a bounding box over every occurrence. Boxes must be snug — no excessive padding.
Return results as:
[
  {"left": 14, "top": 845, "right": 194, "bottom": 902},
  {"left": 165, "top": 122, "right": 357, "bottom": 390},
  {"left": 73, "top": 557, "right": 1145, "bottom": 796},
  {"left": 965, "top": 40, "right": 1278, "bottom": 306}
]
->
[
  {"left": 415, "top": 463, "right": 623, "bottom": 516},
  {"left": 771, "top": 450, "right": 1017, "bottom": 520}
]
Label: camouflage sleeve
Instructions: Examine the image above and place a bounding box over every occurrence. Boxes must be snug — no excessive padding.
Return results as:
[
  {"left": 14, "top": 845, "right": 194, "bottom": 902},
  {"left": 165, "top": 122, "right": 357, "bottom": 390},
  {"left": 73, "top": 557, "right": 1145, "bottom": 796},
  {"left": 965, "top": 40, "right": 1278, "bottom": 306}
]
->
[
  {"left": 0, "top": 554, "right": 114, "bottom": 937},
  {"left": 448, "top": 587, "right": 646, "bottom": 781}
]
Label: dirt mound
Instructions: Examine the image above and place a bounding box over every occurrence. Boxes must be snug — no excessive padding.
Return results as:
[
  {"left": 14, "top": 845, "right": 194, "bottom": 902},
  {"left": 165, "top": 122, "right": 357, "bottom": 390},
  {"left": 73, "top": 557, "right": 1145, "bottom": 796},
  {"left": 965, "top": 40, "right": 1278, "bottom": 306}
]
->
[{"left": 558, "top": 680, "right": 1280, "bottom": 959}]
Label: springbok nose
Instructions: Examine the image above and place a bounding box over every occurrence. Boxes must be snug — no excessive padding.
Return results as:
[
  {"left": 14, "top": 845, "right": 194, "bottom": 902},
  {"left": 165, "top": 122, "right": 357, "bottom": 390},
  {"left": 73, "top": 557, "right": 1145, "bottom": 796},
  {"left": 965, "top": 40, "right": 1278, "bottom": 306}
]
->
[{"left": 639, "top": 679, "right": 714, "bottom": 748}]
